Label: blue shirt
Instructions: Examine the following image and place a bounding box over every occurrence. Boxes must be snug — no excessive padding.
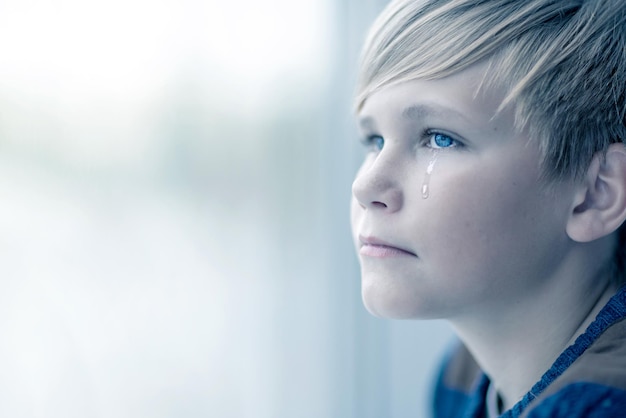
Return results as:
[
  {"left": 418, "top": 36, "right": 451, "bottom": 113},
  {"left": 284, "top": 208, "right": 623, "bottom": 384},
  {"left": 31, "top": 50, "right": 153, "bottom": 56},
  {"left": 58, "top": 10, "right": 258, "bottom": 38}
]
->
[{"left": 433, "top": 286, "right": 626, "bottom": 418}]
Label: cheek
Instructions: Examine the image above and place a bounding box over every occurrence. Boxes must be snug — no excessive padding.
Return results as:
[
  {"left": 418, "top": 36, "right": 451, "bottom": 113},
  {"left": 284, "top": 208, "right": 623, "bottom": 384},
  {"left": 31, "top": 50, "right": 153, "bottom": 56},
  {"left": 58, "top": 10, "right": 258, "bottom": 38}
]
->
[
  {"left": 441, "top": 180, "right": 570, "bottom": 311},
  {"left": 421, "top": 164, "right": 546, "bottom": 273},
  {"left": 350, "top": 197, "right": 363, "bottom": 241},
  {"left": 350, "top": 161, "right": 370, "bottom": 233}
]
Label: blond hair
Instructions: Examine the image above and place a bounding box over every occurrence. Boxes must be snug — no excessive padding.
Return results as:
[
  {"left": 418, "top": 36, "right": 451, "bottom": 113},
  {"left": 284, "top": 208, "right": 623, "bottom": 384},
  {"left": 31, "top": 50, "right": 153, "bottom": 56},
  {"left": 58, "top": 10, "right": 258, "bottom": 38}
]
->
[
  {"left": 356, "top": 0, "right": 626, "bottom": 180},
  {"left": 355, "top": 0, "right": 626, "bottom": 284}
]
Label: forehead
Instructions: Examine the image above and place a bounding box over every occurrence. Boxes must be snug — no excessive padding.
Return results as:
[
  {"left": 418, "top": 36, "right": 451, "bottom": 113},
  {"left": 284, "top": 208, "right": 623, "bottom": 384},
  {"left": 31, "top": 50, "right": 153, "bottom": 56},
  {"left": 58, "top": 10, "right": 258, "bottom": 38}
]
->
[{"left": 358, "top": 62, "right": 515, "bottom": 135}]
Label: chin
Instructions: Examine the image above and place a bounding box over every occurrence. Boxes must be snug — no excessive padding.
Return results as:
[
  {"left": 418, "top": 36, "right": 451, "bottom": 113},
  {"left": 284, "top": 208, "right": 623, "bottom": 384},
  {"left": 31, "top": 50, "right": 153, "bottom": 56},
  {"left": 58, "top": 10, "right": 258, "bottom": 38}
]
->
[{"left": 361, "top": 284, "right": 431, "bottom": 319}]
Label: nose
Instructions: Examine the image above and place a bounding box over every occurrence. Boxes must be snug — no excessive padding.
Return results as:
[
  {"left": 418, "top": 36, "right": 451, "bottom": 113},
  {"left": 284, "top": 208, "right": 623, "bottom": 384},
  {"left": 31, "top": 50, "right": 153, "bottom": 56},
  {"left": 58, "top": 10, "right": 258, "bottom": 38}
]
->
[{"left": 352, "top": 156, "right": 403, "bottom": 213}]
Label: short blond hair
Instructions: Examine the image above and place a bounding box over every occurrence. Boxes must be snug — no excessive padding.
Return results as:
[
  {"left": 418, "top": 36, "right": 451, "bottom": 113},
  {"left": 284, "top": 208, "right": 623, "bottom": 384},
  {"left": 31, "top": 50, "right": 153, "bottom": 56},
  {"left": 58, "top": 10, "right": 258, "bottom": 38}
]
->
[
  {"left": 356, "top": 0, "right": 626, "bottom": 284},
  {"left": 356, "top": 0, "right": 626, "bottom": 181}
]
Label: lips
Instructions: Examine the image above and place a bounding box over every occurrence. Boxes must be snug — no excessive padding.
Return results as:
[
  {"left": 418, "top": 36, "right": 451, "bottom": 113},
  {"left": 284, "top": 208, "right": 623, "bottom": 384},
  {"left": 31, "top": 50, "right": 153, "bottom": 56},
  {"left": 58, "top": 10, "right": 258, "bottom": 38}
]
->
[{"left": 358, "top": 235, "right": 417, "bottom": 258}]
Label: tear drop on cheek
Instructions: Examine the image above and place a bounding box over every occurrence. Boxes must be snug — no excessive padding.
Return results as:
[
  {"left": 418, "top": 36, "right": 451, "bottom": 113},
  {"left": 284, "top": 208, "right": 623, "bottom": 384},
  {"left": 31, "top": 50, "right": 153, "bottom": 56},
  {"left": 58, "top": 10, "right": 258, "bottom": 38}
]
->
[{"left": 421, "top": 151, "right": 439, "bottom": 199}]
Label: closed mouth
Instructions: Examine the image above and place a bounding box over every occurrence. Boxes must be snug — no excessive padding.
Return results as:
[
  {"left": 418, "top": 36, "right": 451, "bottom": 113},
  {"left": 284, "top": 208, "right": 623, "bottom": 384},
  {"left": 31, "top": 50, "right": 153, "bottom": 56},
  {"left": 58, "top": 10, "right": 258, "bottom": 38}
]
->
[{"left": 358, "top": 235, "right": 417, "bottom": 257}]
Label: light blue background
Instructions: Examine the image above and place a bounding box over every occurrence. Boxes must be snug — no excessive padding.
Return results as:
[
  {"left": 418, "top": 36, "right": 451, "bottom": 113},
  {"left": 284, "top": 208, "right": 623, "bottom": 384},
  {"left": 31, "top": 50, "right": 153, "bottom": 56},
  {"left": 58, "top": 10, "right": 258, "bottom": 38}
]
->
[{"left": 0, "top": 0, "right": 453, "bottom": 417}]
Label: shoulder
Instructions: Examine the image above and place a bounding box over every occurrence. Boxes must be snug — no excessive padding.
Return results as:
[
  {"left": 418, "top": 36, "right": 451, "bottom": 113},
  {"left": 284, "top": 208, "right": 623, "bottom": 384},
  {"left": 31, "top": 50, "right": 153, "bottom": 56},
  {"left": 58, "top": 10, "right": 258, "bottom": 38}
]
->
[
  {"left": 433, "top": 341, "right": 485, "bottom": 418},
  {"left": 525, "top": 382, "right": 626, "bottom": 418},
  {"left": 522, "top": 314, "right": 626, "bottom": 417},
  {"left": 437, "top": 340, "right": 483, "bottom": 393},
  {"left": 539, "top": 314, "right": 626, "bottom": 393}
]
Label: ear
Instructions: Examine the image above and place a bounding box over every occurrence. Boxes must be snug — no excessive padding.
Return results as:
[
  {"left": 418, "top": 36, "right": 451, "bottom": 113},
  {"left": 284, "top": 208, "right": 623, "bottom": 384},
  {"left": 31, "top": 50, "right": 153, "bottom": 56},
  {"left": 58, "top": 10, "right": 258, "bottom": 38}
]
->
[{"left": 567, "top": 143, "right": 626, "bottom": 242}]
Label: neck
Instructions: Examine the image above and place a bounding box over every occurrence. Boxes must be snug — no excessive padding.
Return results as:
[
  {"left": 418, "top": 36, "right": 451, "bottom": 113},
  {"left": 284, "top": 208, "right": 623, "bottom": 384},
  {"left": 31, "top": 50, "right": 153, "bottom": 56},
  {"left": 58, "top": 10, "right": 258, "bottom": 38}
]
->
[{"left": 449, "top": 258, "right": 617, "bottom": 411}]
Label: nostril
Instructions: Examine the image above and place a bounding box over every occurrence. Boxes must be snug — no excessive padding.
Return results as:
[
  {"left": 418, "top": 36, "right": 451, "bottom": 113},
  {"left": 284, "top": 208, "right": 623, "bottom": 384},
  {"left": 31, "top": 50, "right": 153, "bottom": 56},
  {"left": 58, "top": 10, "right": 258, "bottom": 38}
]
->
[{"left": 372, "top": 201, "right": 388, "bottom": 208}]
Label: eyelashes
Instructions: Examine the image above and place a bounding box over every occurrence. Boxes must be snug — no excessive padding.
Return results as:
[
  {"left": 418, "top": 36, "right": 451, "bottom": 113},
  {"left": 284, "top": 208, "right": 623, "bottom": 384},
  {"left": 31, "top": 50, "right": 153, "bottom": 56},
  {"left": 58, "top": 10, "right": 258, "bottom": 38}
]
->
[
  {"left": 360, "top": 134, "right": 385, "bottom": 152},
  {"left": 359, "top": 129, "right": 463, "bottom": 153},
  {"left": 426, "top": 131, "right": 462, "bottom": 149}
]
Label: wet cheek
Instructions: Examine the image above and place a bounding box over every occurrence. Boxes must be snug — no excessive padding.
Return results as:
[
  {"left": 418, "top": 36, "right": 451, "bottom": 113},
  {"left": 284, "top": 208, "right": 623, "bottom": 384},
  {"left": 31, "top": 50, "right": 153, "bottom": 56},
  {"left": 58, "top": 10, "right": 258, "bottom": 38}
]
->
[{"left": 424, "top": 175, "right": 526, "bottom": 262}]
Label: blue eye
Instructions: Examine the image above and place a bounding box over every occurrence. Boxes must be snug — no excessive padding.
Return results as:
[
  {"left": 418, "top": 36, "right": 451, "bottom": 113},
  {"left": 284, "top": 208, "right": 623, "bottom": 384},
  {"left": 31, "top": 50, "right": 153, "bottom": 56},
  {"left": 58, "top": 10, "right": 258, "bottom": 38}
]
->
[
  {"left": 373, "top": 136, "right": 384, "bottom": 151},
  {"left": 361, "top": 135, "right": 384, "bottom": 152},
  {"left": 428, "top": 132, "right": 458, "bottom": 149}
]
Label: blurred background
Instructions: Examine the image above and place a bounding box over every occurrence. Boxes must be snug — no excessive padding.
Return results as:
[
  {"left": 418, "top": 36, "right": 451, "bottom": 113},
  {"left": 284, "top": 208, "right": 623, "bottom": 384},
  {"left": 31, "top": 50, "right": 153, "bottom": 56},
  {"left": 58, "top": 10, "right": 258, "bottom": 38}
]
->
[{"left": 0, "top": 0, "right": 452, "bottom": 417}]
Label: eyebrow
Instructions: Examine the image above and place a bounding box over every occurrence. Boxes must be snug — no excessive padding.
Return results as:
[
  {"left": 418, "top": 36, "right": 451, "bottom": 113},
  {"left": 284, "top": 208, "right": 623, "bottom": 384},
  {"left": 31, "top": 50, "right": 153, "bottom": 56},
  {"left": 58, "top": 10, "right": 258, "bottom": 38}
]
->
[
  {"left": 401, "top": 103, "right": 469, "bottom": 122},
  {"left": 358, "top": 116, "right": 376, "bottom": 131},
  {"left": 358, "top": 103, "right": 469, "bottom": 130}
]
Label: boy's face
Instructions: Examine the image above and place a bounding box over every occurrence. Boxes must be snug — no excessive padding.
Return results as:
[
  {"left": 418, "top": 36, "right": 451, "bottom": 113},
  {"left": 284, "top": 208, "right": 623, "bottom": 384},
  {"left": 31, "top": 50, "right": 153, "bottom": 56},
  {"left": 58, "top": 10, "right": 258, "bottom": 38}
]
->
[{"left": 351, "top": 62, "right": 578, "bottom": 320}]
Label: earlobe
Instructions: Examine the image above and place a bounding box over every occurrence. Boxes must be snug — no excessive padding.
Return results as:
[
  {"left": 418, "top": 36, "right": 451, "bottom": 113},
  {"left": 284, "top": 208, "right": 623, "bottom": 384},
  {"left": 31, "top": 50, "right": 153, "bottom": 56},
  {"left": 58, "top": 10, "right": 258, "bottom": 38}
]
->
[{"left": 567, "top": 143, "right": 626, "bottom": 243}]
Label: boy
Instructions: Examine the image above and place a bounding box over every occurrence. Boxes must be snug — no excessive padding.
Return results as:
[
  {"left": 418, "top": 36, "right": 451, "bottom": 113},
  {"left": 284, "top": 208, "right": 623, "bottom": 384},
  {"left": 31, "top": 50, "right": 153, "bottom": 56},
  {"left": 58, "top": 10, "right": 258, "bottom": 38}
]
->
[{"left": 350, "top": 0, "right": 626, "bottom": 417}]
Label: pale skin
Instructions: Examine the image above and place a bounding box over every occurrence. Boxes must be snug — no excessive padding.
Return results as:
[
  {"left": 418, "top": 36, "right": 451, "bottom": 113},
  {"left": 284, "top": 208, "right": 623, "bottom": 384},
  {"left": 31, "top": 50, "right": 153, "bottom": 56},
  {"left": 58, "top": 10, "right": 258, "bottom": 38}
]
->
[{"left": 351, "top": 62, "right": 626, "bottom": 410}]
